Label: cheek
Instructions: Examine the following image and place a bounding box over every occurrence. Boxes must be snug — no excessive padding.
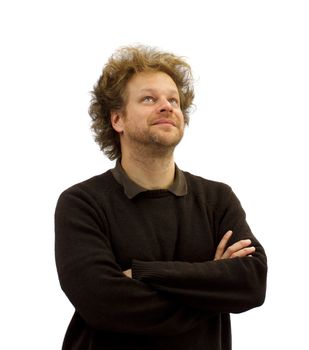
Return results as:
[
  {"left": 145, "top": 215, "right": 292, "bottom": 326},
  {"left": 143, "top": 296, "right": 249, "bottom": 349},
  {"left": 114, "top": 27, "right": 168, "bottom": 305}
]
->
[
  {"left": 125, "top": 114, "right": 148, "bottom": 133},
  {"left": 178, "top": 112, "right": 185, "bottom": 125}
]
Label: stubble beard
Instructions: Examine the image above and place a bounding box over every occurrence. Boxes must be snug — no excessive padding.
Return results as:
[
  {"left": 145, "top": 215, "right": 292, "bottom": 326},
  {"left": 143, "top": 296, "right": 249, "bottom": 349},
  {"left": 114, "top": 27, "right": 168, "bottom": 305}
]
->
[{"left": 128, "top": 127, "right": 184, "bottom": 157}]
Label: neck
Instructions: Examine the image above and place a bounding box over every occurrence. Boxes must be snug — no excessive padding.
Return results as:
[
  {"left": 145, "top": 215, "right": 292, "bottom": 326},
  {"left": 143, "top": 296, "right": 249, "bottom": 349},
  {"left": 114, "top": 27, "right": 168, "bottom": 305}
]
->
[{"left": 120, "top": 149, "right": 176, "bottom": 190}]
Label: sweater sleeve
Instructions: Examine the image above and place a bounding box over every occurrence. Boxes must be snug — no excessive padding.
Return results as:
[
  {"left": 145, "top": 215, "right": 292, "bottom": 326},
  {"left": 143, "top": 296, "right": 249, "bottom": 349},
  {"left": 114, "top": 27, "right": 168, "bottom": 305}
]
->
[
  {"left": 132, "top": 186, "right": 267, "bottom": 314},
  {"left": 55, "top": 186, "right": 202, "bottom": 336}
]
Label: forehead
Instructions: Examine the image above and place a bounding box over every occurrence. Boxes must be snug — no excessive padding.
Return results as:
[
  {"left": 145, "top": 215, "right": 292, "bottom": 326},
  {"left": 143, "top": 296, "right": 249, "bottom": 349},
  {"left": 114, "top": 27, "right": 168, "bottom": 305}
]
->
[{"left": 126, "top": 71, "right": 179, "bottom": 95}]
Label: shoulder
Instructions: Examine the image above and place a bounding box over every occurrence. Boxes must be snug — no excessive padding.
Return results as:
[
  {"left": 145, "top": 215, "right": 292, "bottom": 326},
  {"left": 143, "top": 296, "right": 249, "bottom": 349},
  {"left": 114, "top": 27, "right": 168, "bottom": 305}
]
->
[
  {"left": 182, "top": 171, "right": 236, "bottom": 208},
  {"left": 183, "top": 171, "right": 232, "bottom": 194},
  {"left": 57, "top": 170, "right": 120, "bottom": 205}
]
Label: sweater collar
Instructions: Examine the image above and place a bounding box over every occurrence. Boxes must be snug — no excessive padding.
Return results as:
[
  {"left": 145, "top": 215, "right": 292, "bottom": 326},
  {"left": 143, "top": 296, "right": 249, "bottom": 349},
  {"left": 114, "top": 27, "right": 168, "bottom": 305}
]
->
[{"left": 111, "top": 159, "right": 188, "bottom": 199}]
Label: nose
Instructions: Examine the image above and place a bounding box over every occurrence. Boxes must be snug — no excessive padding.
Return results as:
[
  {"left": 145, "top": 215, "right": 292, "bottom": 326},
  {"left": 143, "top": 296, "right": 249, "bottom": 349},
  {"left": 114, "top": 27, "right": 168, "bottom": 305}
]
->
[{"left": 158, "top": 98, "right": 173, "bottom": 113}]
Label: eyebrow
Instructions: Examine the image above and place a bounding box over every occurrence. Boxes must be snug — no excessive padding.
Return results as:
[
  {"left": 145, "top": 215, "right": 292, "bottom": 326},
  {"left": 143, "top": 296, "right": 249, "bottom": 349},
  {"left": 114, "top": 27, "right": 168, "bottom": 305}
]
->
[{"left": 138, "top": 88, "right": 179, "bottom": 95}]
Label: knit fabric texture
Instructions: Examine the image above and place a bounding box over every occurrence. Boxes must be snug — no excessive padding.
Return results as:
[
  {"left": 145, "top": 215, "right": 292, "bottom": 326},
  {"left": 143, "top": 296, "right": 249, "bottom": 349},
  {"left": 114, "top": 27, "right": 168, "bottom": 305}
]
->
[{"left": 55, "top": 169, "right": 267, "bottom": 350}]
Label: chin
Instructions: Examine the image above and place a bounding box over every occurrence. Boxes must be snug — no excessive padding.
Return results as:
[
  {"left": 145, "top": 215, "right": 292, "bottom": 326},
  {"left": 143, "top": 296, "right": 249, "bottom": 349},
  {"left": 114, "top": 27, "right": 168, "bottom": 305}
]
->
[
  {"left": 151, "top": 129, "right": 183, "bottom": 144},
  {"left": 150, "top": 134, "right": 183, "bottom": 148}
]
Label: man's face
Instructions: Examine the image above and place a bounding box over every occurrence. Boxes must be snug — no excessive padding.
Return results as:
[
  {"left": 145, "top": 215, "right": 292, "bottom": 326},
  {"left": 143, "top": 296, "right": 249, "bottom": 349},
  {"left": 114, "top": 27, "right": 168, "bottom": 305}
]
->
[{"left": 112, "top": 71, "right": 185, "bottom": 152}]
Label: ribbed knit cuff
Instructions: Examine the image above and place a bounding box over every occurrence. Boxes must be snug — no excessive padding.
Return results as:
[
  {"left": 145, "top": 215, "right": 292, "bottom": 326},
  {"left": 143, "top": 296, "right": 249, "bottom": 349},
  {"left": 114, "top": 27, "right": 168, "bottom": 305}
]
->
[{"left": 132, "top": 260, "right": 166, "bottom": 282}]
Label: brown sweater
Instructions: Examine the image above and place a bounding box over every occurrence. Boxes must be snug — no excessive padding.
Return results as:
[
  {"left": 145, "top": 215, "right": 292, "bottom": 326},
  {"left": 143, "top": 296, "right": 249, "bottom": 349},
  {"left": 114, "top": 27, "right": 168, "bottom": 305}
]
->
[{"left": 55, "top": 167, "right": 267, "bottom": 350}]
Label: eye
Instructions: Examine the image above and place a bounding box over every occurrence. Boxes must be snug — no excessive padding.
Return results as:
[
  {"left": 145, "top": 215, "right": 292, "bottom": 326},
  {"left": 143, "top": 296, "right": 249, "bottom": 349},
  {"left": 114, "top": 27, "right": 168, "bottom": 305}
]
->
[
  {"left": 169, "top": 98, "right": 179, "bottom": 106},
  {"left": 142, "top": 96, "right": 156, "bottom": 103}
]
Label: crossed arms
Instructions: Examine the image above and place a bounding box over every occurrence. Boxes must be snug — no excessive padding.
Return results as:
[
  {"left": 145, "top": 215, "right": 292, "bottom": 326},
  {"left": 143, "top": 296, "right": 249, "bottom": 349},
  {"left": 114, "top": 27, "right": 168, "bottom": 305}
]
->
[
  {"left": 124, "top": 230, "right": 256, "bottom": 278},
  {"left": 55, "top": 185, "right": 267, "bottom": 336}
]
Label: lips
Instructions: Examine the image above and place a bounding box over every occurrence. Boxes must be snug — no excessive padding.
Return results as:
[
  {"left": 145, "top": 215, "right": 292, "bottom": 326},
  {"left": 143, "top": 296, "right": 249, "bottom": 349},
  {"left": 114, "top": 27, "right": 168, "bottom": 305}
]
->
[{"left": 152, "top": 118, "right": 176, "bottom": 126}]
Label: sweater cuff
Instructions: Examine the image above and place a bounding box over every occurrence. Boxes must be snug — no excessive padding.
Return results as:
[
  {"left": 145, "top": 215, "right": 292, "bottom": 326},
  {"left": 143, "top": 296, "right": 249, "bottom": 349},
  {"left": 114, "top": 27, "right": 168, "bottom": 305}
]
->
[{"left": 132, "top": 260, "right": 166, "bottom": 282}]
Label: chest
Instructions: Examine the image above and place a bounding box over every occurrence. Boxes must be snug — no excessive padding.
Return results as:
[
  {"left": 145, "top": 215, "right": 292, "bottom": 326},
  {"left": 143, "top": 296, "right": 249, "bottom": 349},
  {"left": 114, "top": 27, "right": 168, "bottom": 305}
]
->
[{"left": 103, "top": 194, "right": 216, "bottom": 269}]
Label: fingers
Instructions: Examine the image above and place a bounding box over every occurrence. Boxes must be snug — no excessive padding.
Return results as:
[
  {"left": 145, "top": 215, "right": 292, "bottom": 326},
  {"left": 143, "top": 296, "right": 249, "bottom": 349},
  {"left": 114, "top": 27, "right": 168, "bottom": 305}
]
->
[
  {"left": 214, "top": 230, "right": 233, "bottom": 260},
  {"left": 123, "top": 269, "right": 132, "bottom": 278},
  {"left": 214, "top": 230, "right": 256, "bottom": 261},
  {"left": 221, "top": 239, "right": 255, "bottom": 260}
]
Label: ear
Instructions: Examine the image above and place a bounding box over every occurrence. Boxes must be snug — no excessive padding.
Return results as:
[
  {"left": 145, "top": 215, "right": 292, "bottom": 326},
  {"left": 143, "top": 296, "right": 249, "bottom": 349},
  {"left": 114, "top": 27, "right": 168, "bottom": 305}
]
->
[{"left": 111, "top": 110, "right": 124, "bottom": 134}]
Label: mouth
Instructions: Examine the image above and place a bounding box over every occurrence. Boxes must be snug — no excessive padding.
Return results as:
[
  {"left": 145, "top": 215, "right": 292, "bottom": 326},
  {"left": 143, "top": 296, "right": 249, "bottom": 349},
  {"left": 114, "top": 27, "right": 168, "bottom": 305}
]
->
[{"left": 152, "top": 119, "right": 176, "bottom": 127}]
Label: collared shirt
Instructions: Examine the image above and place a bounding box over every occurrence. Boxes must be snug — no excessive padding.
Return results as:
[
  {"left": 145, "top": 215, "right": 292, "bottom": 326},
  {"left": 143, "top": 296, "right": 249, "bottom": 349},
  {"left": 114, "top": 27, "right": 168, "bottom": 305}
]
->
[{"left": 111, "top": 160, "right": 188, "bottom": 199}]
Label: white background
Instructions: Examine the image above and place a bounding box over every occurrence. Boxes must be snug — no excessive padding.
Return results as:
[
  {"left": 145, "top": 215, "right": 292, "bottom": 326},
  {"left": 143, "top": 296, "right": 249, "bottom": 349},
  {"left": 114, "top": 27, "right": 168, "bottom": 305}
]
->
[{"left": 1, "top": 0, "right": 308, "bottom": 348}]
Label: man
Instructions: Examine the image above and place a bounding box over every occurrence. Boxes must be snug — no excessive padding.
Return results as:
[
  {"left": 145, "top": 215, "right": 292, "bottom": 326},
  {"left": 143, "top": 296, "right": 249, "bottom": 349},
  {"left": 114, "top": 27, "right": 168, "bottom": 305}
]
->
[{"left": 55, "top": 45, "right": 267, "bottom": 350}]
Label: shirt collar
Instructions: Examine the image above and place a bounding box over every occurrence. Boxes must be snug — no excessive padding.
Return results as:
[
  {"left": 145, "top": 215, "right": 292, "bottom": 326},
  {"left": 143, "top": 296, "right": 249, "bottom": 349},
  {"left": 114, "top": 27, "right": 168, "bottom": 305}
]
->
[{"left": 111, "top": 159, "right": 188, "bottom": 199}]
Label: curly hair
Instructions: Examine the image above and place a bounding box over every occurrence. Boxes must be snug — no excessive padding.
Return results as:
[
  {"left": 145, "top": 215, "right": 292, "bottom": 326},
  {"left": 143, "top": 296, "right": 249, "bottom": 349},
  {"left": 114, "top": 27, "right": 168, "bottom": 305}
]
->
[{"left": 89, "top": 45, "right": 195, "bottom": 160}]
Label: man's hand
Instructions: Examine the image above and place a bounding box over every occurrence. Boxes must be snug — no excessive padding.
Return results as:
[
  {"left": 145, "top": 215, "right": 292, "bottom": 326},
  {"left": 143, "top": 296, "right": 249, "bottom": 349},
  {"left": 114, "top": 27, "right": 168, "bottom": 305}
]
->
[
  {"left": 214, "top": 230, "right": 255, "bottom": 261},
  {"left": 123, "top": 232, "right": 254, "bottom": 276},
  {"left": 123, "top": 269, "right": 132, "bottom": 278}
]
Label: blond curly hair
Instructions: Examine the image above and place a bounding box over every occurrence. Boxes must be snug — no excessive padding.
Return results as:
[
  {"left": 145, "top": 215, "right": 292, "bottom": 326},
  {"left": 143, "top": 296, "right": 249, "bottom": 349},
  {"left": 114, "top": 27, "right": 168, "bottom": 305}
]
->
[{"left": 89, "top": 45, "right": 195, "bottom": 160}]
